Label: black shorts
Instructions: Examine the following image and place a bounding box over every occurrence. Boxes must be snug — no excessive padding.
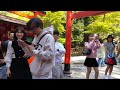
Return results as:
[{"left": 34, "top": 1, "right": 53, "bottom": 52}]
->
[{"left": 84, "top": 57, "right": 98, "bottom": 67}]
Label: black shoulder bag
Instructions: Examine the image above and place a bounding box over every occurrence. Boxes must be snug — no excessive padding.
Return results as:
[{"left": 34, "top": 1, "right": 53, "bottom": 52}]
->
[
  {"left": 34, "top": 34, "right": 48, "bottom": 50},
  {"left": 82, "top": 47, "right": 92, "bottom": 55}
]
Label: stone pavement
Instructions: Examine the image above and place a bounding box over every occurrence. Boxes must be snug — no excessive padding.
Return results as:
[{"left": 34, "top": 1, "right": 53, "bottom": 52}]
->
[{"left": 62, "top": 56, "right": 120, "bottom": 79}]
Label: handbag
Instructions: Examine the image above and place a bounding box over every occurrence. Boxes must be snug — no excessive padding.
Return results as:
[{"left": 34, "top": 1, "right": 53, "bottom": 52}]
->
[
  {"left": 112, "top": 57, "right": 117, "bottom": 65},
  {"left": 107, "top": 57, "right": 117, "bottom": 65},
  {"left": 108, "top": 58, "right": 114, "bottom": 64},
  {"left": 82, "top": 47, "right": 92, "bottom": 55},
  {"left": 107, "top": 53, "right": 117, "bottom": 65}
]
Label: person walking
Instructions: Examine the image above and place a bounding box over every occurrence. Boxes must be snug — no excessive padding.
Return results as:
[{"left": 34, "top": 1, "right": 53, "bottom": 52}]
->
[{"left": 104, "top": 35, "right": 117, "bottom": 79}]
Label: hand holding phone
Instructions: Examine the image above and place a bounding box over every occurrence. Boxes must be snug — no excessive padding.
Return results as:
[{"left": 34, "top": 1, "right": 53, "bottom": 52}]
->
[{"left": 17, "top": 39, "right": 26, "bottom": 48}]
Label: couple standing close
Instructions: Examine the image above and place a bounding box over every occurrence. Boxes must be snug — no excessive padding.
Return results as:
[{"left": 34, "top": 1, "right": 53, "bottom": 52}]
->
[{"left": 5, "top": 18, "right": 65, "bottom": 79}]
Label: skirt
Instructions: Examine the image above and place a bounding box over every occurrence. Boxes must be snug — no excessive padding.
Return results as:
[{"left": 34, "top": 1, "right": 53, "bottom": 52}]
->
[
  {"left": 9, "top": 58, "right": 32, "bottom": 79},
  {"left": 84, "top": 57, "right": 99, "bottom": 67}
]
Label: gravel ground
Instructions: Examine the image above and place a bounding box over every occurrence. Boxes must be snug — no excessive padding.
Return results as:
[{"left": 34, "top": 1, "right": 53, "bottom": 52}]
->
[{"left": 63, "top": 62, "right": 120, "bottom": 79}]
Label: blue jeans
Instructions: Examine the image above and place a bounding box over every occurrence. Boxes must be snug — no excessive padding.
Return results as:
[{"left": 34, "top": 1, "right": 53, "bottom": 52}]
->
[
  {"left": 0, "top": 65, "right": 7, "bottom": 79},
  {"left": 98, "top": 58, "right": 105, "bottom": 67}
]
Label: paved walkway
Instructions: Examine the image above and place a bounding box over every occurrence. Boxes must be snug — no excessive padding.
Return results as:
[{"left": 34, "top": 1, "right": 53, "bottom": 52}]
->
[{"left": 62, "top": 56, "right": 120, "bottom": 79}]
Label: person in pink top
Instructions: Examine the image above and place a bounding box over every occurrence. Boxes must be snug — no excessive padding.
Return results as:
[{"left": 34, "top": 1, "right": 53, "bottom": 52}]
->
[{"left": 84, "top": 34, "right": 101, "bottom": 79}]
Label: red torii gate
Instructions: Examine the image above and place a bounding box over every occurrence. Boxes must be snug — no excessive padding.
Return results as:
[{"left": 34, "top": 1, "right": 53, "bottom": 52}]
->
[
  {"left": 64, "top": 11, "right": 111, "bottom": 74},
  {"left": 7, "top": 11, "right": 111, "bottom": 73}
]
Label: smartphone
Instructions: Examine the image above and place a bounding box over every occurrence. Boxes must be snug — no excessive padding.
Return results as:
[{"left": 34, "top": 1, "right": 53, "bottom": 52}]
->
[
  {"left": 24, "top": 40, "right": 32, "bottom": 45},
  {"left": 95, "top": 39, "right": 99, "bottom": 42}
]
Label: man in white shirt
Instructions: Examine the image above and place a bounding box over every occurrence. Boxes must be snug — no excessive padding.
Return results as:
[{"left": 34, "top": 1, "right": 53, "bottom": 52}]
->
[
  {"left": 17, "top": 18, "right": 55, "bottom": 79},
  {"left": 52, "top": 31, "right": 66, "bottom": 79}
]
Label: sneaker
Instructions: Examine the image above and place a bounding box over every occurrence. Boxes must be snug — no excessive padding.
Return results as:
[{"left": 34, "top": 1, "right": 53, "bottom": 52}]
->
[
  {"left": 104, "top": 75, "right": 108, "bottom": 79},
  {"left": 108, "top": 75, "right": 112, "bottom": 79}
]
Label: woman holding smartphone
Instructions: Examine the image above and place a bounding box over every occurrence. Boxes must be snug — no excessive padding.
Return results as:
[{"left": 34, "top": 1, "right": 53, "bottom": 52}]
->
[{"left": 84, "top": 34, "right": 101, "bottom": 79}]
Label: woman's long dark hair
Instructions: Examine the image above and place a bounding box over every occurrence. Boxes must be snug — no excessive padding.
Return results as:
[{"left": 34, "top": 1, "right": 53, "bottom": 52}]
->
[{"left": 14, "top": 27, "right": 26, "bottom": 41}]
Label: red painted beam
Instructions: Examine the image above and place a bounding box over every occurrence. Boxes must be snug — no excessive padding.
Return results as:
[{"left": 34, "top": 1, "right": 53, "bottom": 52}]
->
[
  {"left": 9, "top": 11, "right": 46, "bottom": 19},
  {"left": 9, "top": 11, "right": 33, "bottom": 19},
  {"left": 33, "top": 11, "right": 46, "bottom": 16},
  {"left": 64, "top": 11, "right": 72, "bottom": 73},
  {"left": 33, "top": 12, "right": 38, "bottom": 17},
  {"left": 72, "top": 11, "right": 111, "bottom": 19}
]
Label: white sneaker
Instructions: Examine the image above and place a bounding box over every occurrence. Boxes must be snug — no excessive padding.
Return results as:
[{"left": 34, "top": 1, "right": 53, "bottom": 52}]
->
[
  {"left": 108, "top": 75, "right": 112, "bottom": 79},
  {"left": 104, "top": 75, "right": 108, "bottom": 79}
]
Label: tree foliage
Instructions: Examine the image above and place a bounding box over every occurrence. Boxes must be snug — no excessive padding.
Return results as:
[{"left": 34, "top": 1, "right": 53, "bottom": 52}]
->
[
  {"left": 41, "top": 11, "right": 66, "bottom": 44},
  {"left": 85, "top": 11, "right": 120, "bottom": 39},
  {"left": 41, "top": 11, "right": 66, "bottom": 34},
  {"left": 72, "top": 19, "right": 84, "bottom": 47}
]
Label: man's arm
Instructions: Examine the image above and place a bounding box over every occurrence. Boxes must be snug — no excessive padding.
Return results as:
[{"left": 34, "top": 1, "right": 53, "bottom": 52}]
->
[
  {"left": 32, "top": 35, "right": 55, "bottom": 61},
  {"left": 55, "top": 43, "right": 65, "bottom": 55},
  {"left": 4, "top": 41, "right": 13, "bottom": 68}
]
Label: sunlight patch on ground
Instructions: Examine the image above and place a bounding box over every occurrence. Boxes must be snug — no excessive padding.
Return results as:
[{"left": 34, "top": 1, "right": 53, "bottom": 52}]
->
[{"left": 111, "top": 74, "right": 120, "bottom": 79}]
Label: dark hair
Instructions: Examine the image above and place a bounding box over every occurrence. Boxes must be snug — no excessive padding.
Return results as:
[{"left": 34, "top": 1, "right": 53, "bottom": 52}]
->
[
  {"left": 106, "top": 35, "right": 115, "bottom": 47},
  {"left": 27, "top": 18, "right": 43, "bottom": 30},
  {"left": 14, "top": 27, "right": 26, "bottom": 41},
  {"left": 99, "top": 39, "right": 103, "bottom": 43},
  {"left": 9, "top": 31, "right": 14, "bottom": 35},
  {"left": 85, "top": 34, "right": 94, "bottom": 42},
  {"left": 53, "top": 30, "right": 59, "bottom": 36},
  {"left": 107, "top": 35, "right": 114, "bottom": 39}
]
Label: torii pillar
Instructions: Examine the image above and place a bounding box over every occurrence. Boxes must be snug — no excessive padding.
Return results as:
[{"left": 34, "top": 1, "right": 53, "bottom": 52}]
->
[{"left": 64, "top": 11, "right": 72, "bottom": 74}]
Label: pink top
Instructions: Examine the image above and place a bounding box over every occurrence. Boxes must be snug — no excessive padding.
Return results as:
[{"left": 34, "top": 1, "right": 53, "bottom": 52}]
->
[{"left": 85, "top": 40, "right": 100, "bottom": 58}]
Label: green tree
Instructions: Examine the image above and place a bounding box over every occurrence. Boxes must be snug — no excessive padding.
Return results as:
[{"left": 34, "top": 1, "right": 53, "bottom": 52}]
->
[
  {"left": 72, "top": 19, "right": 84, "bottom": 47},
  {"left": 41, "top": 11, "right": 66, "bottom": 34},
  {"left": 40, "top": 11, "right": 66, "bottom": 44},
  {"left": 85, "top": 11, "right": 120, "bottom": 39}
]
